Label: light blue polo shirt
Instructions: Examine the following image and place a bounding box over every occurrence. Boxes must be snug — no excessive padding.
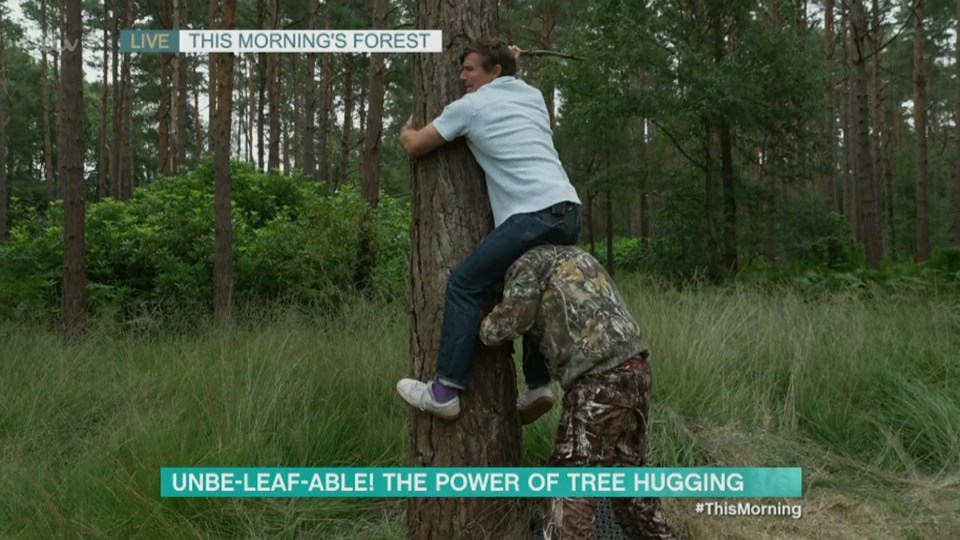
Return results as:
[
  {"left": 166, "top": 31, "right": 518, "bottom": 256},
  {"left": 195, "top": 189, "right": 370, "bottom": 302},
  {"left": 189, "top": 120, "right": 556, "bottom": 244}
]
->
[{"left": 432, "top": 76, "right": 580, "bottom": 227}]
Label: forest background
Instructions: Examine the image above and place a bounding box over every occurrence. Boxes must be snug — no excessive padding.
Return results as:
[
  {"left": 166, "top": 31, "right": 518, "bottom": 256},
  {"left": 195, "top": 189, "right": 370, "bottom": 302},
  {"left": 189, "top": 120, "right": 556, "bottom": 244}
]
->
[{"left": 1, "top": 0, "right": 959, "bottom": 538}]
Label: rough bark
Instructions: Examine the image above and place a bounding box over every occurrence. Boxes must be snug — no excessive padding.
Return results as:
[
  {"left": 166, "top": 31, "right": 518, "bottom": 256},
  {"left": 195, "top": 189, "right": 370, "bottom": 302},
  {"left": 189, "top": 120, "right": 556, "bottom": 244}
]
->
[
  {"left": 213, "top": 0, "right": 236, "bottom": 321},
  {"left": 61, "top": 0, "right": 85, "bottom": 342},
  {"left": 913, "top": 0, "right": 930, "bottom": 261},
  {"left": 407, "top": 0, "right": 522, "bottom": 537},
  {"left": 850, "top": 0, "right": 882, "bottom": 266}
]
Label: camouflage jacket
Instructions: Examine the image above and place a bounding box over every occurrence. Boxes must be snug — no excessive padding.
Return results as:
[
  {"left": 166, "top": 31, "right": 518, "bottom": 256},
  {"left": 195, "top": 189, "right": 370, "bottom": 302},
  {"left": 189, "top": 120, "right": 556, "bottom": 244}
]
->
[{"left": 479, "top": 245, "right": 647, "bottom": 389}]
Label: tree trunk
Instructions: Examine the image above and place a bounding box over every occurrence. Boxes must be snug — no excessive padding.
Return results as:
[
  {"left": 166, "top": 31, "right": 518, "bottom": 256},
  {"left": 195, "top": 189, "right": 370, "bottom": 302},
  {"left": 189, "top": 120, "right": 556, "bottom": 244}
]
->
[
  {"left": 319, "top": 6, "right": 333, "bottom": 185},
  {"left": 54, "top": 4, "right": 63, "bottom": 198},
  {"left": 41, "top": 0, "right": 56, "bottom": 201},
  {"left": 168, "top": 0, "right": 179, "bottom": 174},
  {"left": 267, "top": 0, "right": 280, "bottom": 172},
  {"left": 872, "top": 0, "right": 895, "bottom": 259},
  {"left": 337, "top": 56, "right": 354, "bottom": 189},
  {"left": 111, "top": 1, "right": 121, "bottom": 198},
  {"left": 99, "top": 4, "right": 108, "bottom": 200},
  {"left": 0, "top": 28, "right": 6, "bottom": 243},
  {"left": 159, "top": 5, "right": 170, "bottom": 175},
  {"left": 61, "top": 0, "right": 85, "bottom": 342},
  {"left": 408, "top": 1, "right": 521, "bottom": 538},
  {"left": 719, "top": 122, "right": 737, "bottom": 271},
  {"left": 291, "top": 55, "right": 300, "bottom": 173},
  {"left": 213, "top": 0, "right": 236, "bottom": 321},
  {"left": 175, "top": 0, "right": 187, "bottom": 169},
  {"left": 840, "top": 8, "right": 857, "bottom": 232},
  {"left": 282, "top": 95, "right": 290, "bottom": 175},
  {"left": 824, "top": 0, "right": 837, "bottom": 210},
  {"left": 361, "top": 0, "right": 386, "bottom": 209},
  {"left": 956, "top": 0, "right": 960, "bottom": 246},
  {"left": 913, "top": 0, "right": 930, "bottom": 262},
  {"left": 850, "top": 0, "right": 881, "bottom": 267},
  {"left": 704, "top": 122, "right": 720, "bottom": 265},
  {"left": 193, "top": 57, "right": 203, "bottom": 164},
  {"left": 122, "top": 0, "right": 134, "bottom": 200},
  {"left": 302, "top": 0, "right": 318, "bottom": 179}
]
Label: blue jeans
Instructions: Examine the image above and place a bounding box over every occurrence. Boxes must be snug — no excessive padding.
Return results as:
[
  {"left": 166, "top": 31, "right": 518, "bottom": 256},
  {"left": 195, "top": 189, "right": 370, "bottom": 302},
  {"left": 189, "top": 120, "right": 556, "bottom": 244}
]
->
[{"left": 436, "top": 202, "right": 581, "bottom": 389}]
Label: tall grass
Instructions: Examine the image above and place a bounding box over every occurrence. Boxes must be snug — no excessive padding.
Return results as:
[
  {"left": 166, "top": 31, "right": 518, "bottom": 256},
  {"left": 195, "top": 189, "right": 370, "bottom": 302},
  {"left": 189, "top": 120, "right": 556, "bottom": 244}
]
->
[{"left": 1, "top": 280, "right": 958, "bottom": 538}]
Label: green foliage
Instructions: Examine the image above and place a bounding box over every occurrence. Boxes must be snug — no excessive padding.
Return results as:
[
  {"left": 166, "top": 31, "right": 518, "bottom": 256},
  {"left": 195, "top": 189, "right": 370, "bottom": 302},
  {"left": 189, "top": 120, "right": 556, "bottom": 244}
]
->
[{"left": 0, "top": 161, "right": 411, "bottom": 323}]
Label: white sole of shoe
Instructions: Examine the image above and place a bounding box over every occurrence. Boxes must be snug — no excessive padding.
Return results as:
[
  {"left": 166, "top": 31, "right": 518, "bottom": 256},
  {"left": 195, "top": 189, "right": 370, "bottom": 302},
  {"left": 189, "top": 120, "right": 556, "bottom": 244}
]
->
[{"left": 395, "top": 388, "right": 461, "bottom": 421}]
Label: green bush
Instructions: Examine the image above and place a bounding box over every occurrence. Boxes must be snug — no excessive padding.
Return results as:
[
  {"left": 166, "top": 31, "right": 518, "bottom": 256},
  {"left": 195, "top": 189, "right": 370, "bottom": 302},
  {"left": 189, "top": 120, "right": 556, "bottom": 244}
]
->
[{"left": 0, "top": 160, "right": 411, "bottom": 323}]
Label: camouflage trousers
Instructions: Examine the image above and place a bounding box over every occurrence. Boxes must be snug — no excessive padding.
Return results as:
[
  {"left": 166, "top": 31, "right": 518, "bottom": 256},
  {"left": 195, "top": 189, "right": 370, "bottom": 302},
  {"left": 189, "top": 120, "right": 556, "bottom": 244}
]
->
[{"left": 544, "top": 356, "right": 675, "bottom": 540}]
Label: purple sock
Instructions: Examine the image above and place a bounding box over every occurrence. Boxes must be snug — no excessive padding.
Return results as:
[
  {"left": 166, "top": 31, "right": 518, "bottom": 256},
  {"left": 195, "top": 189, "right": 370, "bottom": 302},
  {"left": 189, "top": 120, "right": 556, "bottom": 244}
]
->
[{"left": 430, "top": 379, "right": 459, "bottom": 403}]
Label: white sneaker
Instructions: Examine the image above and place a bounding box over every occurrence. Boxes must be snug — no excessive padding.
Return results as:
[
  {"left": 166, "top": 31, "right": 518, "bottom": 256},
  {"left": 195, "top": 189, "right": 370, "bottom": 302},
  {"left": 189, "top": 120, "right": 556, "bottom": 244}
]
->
[
  {"left": 517, "top": 385, "right": 554, "bottom": 425},
  {"left": 396, "top": 379, "right": 461, "bottom": 421}
]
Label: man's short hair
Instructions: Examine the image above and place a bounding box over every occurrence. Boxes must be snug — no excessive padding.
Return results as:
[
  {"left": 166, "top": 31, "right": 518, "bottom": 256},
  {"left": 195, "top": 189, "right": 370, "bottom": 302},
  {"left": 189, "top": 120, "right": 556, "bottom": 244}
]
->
[{"left": 459, "top": 37, "right": 517, "bottom": 77}]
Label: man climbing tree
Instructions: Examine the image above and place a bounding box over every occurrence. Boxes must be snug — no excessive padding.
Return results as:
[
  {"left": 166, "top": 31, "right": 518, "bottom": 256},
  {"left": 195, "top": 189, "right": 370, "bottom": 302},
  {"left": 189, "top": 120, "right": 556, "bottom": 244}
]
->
[{"left": 403, "top": 2, "right": 538, "bottom": 537}]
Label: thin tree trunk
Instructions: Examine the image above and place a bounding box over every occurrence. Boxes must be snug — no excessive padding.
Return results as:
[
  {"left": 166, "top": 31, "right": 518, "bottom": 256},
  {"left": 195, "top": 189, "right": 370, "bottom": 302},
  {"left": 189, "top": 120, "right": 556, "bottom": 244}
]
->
[
  {"left": 408, "top": 1, "right": 521, "bottom": 537},
  {"left": 61, "top": 0, "right": 85, "bottom": 342},
  {"left": 361, "top": 1, "right": 385, "bottom": 208},
  {"left": 291, "top": 55, "right": 300, "bottom": 172},
  {"left": 704, "top": 122, "right": 720, "bottom": 265},
  {"left": 871, "top": 0, "right": 893, "bottom": 258},
  {"left": 824, "top": 0, "right": 837, "bottom": 210},
  {"left": 122, "top": 0, "right": 134, "bottom": 200},
  {"left": 99, "top": 3, "right": 109, "bottom": 199},
  {"left": 168, "top": 0, "right": 179, "bottom": 174},
  {"left": 955, "top": 0, "right": 960, "bottom": 246},
  {"left": 337, "top": 56, "right": 354, "bottom": 189},
  {"left": 159, "top": 1, "right": 170, "bottom": 174},
  {"left": 357, "top": 67, "right": 367, "bottom": 180},
  {"left": 208, "top": 0, "right": 218, "bottom": 153},
  {"left": 0, "top": 28, "right": 6, "bottom": 243},
  {"left": 244, "top": 55, "right": 251, "bottom": 163},
  {"left": 194, "top": 60, "right": 203, "bottom": 164},
  {"left": 840, "top": 8, "right": 856, "bottom": 231},
  {"left": 111, "top": 1, "right": 121, "bottom": 198},
  {"left": 255, "top": 0, "right": 265, "bottom": 171},
  {"left": 355, "top": 0, "right": 387, "bottom": 292},
  {"left": 175, "top": 0, "right": 187, "bottom": 168},
  {"left": 55, "top": 4, "right": 64, "bottom": 199},
  {"left": 850, "top": 0, "right": 882, "bottom": 266},
  {"left": 319, "top": 7, "right": 333, "bottom": 185},
  {"left": 913, "top": 0, "right": 930, "bottom": 261},
  {"left": 41, "top": 0, "right": 56, "bottom": 201},
  {"left": 267, "top": 0, "right": 280, "bottom": 171},
  {"left": 213, "top": 0, "right": 236, "bottom": 321},
  {"left": 282, "top": 95, "right": 290, "bottom": 175},
  {"left": 302, "top": 0, "right": 318, "bottom": 179}
]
